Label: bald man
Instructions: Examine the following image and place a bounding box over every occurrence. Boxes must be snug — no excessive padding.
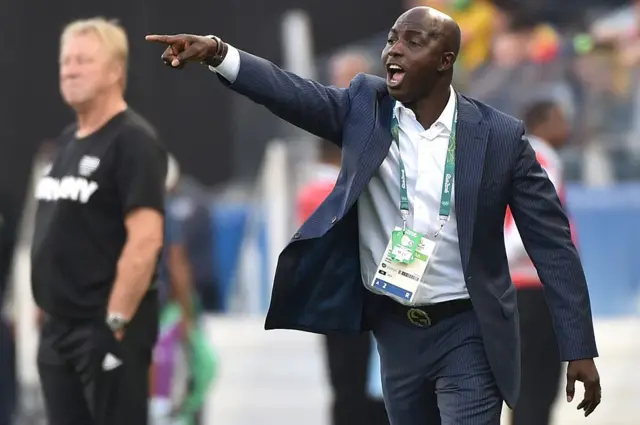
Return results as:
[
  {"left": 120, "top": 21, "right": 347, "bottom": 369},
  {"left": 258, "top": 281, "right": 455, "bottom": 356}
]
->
[{"left": 148, "top": 6, "right": 601, "bottom": 425}]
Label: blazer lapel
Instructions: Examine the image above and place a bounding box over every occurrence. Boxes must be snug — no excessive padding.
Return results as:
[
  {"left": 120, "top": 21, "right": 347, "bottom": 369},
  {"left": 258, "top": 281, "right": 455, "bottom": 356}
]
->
[
  {"left": 346, "top": 92, "right": 488, "bottom": 274},
  {"left": 365, "top": 94, "right": 394, "bottom": 173},
  {"left": 454, "top": 94, "right": 488, "bottom": 272},
  {"left": 346, "top": 95, "right": 394, "bottom": 209}
]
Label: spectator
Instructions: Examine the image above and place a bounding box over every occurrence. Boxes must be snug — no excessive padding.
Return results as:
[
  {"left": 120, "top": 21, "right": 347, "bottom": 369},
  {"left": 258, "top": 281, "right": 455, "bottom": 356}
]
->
[
  {"left": 328, "top": 49, "right": 374, "bottom": 89},
  {"left": 506, "top": 100, "right": 571, "bottom": 425},
  {"left": 150, "top": 156, "right": 216, "bottom": 425},
  {"left": 158, "top": 154, "right": 197, "bottom": 330},
  {"left": 469, "top": 16, "right": 537, "bottom": 112},
  {"left": 571, "top": 44, "right": 633, "bottom": 142},
  {"left": 590, "top": 0, "right": 640, "bottom": 151},
  {"left": 164, "top": 157, "right": 222, "bottom": 312},
  {"left": 469, "top": 14, "right": 576, "bottom": 120},
  {"left": 296, "top": 142, "right": 341, "bottom": 224}
]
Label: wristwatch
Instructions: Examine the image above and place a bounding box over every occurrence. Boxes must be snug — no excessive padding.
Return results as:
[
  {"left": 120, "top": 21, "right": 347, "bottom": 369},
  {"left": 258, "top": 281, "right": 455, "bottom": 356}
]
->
[
  {"left": 106, "top": 313, "right": 129, "bottom": 332},
  {"left": 203, "top": 35, "right": 228, "bottom": 67}
]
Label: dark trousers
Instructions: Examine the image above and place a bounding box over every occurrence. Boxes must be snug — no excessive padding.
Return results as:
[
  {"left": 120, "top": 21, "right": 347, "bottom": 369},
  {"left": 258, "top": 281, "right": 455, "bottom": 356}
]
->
[
  {"left": 324, "top": 332, "right": 389, "bottom": 425},
  {"left": 511, "top": 287, "right": 562, "bottom": 425},
  {"left": 373, "top": 309, "right": 503, "bottom": 425},
  {"left": 0, "top": 319, "right": 16, "bottom": 425},
  {"left": 37, "top": 295, "right": 158, "bottom": 425}
]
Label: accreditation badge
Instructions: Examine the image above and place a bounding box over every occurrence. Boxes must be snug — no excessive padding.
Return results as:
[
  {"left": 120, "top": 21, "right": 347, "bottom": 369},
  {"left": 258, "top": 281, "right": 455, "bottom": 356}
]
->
[{"left": 370, "top": 226, "right": 438, "bottom": 304}]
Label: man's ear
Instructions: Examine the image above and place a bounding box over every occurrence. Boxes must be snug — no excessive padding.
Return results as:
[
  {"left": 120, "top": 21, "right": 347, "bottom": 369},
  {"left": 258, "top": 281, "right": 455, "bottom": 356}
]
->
[
  {"left": 438, "top": 52, "right": 456, "bottom": 72},
  {"left": 109, "top": 62, "right": 125, "bottom": 87}
]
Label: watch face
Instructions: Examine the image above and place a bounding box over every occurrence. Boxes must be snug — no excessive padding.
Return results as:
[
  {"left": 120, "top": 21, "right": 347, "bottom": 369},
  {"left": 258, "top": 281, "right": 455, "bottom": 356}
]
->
[{"left": 107, "top": 316, "right": 127, "bottom": 330}]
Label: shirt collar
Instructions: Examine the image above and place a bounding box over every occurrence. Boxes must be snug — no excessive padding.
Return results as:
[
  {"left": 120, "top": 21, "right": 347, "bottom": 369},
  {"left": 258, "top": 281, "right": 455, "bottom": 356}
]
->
[{"left": 394, "top": 86, "right": 456, "bottom": 131}]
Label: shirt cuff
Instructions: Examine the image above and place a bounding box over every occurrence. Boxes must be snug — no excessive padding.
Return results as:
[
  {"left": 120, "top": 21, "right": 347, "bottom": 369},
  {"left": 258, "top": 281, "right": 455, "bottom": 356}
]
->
[{"left": 208, "top": 44, "right": 240, "bottom": 83}]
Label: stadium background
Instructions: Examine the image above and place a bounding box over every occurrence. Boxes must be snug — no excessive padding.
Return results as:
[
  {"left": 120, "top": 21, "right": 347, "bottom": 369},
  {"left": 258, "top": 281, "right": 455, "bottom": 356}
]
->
[{"left": 1, "top": 0, "right": 640, "bottom": 424}]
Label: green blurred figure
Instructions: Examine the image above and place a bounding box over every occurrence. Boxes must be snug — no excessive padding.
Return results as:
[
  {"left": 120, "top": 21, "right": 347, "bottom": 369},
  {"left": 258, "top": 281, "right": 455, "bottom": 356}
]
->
[{"left": 149, "top": 155, "right": 217, "bottom": 425}]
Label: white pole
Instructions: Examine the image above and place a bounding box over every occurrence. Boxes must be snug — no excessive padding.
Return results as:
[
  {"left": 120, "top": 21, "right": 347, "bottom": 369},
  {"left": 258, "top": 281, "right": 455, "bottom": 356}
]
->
[
  {"left": 280, "top": 9, "right": 320, "bottom": 198},
  {"left": 11, "top": 153, "right": 49, "bottom": 421},
  {"left": 281, "top": 9, "right": 316, "bottom": 80},
  {"left": 262, "top": 140, "right": 290, "bottom": 301},
  {"left": 12, "top": 159, "right": 44, "bottom": 386},
  {"left": 232, "top": 12, "right": 318, "bottom": 313}
]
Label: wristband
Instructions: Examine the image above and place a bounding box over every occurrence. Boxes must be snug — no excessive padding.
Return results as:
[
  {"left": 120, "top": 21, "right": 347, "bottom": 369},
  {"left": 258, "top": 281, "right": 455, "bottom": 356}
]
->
[{"left": 203, "top": 35, "right": 228, "bottom": 67}]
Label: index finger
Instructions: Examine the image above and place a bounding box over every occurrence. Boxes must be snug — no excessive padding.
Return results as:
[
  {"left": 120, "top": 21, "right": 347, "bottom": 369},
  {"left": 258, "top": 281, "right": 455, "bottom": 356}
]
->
[{"left": 145, "top": 34, "right": 179, "bottom": 44}]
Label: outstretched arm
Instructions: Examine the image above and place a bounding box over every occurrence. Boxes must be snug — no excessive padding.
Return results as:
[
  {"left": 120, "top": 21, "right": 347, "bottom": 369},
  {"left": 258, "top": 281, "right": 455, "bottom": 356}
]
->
[
  {"left": 146, "top": 34, "right": 354, "bottom": 145},
  {"left": 211, "top": 45, "right": 353, "bottom": 145}
]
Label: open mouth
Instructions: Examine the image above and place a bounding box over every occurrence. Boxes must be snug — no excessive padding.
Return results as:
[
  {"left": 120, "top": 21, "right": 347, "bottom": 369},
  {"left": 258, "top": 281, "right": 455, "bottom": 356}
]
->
[{"left": 386, "top": 64, "right": 406, "bottom": 88}]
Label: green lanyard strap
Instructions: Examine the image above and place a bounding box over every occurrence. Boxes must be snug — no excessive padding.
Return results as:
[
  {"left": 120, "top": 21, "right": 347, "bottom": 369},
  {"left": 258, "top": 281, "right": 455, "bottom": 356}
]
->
[{"left": 391, "top": 98, "right": 458, "bottom": 231}]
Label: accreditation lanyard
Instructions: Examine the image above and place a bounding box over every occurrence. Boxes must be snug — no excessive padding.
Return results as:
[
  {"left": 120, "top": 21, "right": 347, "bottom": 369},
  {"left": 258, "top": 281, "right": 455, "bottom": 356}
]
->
[{"left": 391, "top": 100, "right": 458, "bottom": 236}]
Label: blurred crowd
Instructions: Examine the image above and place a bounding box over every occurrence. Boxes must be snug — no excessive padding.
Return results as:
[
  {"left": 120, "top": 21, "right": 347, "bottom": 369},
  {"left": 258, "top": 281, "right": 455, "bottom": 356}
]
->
[{"left": 323, "top": 0, "right": 640, "bottom": 182}]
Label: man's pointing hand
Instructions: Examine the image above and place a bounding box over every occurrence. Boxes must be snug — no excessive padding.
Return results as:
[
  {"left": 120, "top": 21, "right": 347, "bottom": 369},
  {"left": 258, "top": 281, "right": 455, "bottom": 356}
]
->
[{"left": 145, "top": 34, "right": 218, "bottom": 68}]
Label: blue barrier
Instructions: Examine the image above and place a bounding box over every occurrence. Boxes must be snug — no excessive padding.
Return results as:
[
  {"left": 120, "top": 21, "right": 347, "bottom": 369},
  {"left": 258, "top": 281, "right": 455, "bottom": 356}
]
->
[
  {"left": 257, "top": 218, "right": 271, "bottom": 312},
  {"left": 210, "top": 203, "right": 251, "bottom": 311},
  {"left": 207, "top": 184, "right": 640, "bottom": 317},
  {"left": 567, "top": 184, "right": 640, "bottom": 317}
]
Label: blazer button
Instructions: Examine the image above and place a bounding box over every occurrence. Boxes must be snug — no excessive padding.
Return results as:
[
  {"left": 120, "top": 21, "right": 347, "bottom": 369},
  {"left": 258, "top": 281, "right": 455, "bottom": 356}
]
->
[
  {"left": 292, "top": 232, "right": 301, "bottom": 239},
  {"left": 331, "top": 216, "right": 338, "bottom": 224}
]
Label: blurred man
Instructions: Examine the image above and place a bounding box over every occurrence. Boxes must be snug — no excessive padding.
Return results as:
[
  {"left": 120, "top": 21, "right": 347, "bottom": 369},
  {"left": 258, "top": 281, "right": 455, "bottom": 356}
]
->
[
  {"left": 467, "top": 17, "right": 536, "bottom": 116},
  {"left": 164, "top": 158, "right": 222, "bottom": 312},
  {"left": 150, "top": 154, "right": 216, "bottom": 425},
  {"left": 160, "top": 155, "right": 196, "bottom": 329},
  {"left": 32, "top": 18, "right": 166, "bottom": 425},
  {"left": 506, "top": 100, "right": 570, "bottom": 425},
  {"left": 328, "top": 49, "right": 373, "bottom": 88},
  {"left": 468, "top": 13, "right": 576, "bottom": 124},
  {"left": 298, "top": 51, "right": 389, "bottom": 425}
]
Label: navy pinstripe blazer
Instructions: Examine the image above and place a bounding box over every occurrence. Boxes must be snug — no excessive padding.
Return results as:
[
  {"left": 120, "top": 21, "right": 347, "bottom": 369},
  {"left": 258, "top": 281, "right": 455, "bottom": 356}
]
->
[{"left": 222, "top": 50, "right": 598, "bottom": 405}]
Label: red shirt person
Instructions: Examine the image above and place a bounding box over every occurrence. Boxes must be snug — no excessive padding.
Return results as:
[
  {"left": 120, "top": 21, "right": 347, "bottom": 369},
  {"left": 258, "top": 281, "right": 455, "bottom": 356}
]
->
[{"left": 508, "top": 100, "right": 574, "bottom": 425}]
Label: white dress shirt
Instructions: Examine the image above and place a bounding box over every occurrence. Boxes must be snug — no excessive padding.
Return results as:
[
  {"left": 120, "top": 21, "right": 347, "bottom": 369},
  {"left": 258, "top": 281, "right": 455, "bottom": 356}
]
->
[
  {"left": 357, "top": 90, "right": 468, "bottom": 305},
  {"left": 210, "top": 45, "right": 468, "bottom": 306}
]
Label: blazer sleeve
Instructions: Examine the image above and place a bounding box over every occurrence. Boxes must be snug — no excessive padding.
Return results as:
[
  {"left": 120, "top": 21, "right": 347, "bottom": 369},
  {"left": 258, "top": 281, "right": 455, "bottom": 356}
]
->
[
  {"left": 504, "top": 150, "right": 563, "bottom": 265},
  {"left": 217, "top": 49, "right": 355, "bottom": 146},
  {"left": 508, "top": 123, "right": 598, "bottom": 361}
]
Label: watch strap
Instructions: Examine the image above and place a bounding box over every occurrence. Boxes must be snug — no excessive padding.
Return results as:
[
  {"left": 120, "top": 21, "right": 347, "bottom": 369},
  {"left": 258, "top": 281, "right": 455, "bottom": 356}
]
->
[
  {"left": 106, "top": 313, "right": 128, "bottom": 332},
  {"left": 203, "top": 35, "right": 228, "bottom": 67}
]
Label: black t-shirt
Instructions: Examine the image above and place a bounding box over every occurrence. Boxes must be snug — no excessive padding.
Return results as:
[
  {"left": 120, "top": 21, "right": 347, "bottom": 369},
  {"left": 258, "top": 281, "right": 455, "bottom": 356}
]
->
[{"left": 31, "top": 109, "right": 167, "bottom": 320}]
